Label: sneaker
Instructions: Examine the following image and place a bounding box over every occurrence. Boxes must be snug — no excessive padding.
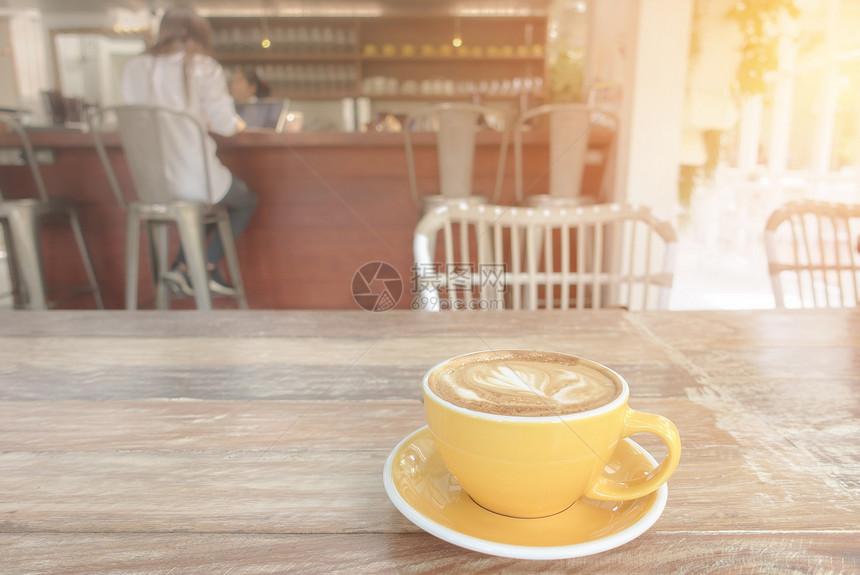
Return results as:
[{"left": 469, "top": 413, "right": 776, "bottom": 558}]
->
[
  {"left": 208, "top": 269, "right": 237, "bottom": 296},
  {"left": 162, "top": 268, "right": 194, "bottom": 297}
]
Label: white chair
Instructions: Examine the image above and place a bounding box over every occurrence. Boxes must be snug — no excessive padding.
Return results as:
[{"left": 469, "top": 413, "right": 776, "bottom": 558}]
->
[
  {"left": 88, "top": 105, "right": 248, "bottom": 311},
  {"left": 413, "top": 202, "right": 678, "bottom": 311},
  {"left": 0, "top": 112, "right": 103, "bottom": 310},
  {"left": 764, "top": 199, "right": 860, "bottom": 308},
  {"left": 513, "top": 103, "right": 617, "bottom": 207},
  {"left": 404, "top": 103, "right": 510, "bottom": 214}
]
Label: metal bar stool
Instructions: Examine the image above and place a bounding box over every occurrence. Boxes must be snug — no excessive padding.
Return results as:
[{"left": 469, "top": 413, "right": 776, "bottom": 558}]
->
[
  {"left": 513, "top": 102, "right": 618, "bottom": 207},
  {"left": 404, "top": 102, "right": 510, "bottom": 216},
  {"left": 88, "top": 105, "right": 248, "bottom": 311},
  {"left": 0, "top": 112, "right": 103, "bottom": 310}
]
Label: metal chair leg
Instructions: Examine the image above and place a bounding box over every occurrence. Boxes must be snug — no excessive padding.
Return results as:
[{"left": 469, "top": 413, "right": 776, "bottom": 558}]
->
[
  {"left": 67, "top": 208, "right": 104, "bottom": 309},
  {"left": 5, "top": 205, "right": 47, "bottom": 310},
  {"left": 174, "top": 205, "right": 212, "bottom": 310},
  {"left": 215, "top": 213, "right": 249, "bottom": 309},
  {"left": 146, "top": 220, "right": 170, "bottom": 310},
  {"left": 1, "top": 221, "right": 22, "bottom": 307},
  {"left": 154, "top": 222, "right": 170, "bottom": 310},
  {"left": 125, "top": 209, "right": 141, "bottom": 310}
]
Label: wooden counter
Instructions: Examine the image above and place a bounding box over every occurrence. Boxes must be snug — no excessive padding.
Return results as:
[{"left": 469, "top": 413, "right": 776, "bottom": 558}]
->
[{"left": 0, "top": 127, "right": 614, "bottom": 309}]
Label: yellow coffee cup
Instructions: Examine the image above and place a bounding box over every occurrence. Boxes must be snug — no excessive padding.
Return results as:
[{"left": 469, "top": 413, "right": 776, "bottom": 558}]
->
[{"left": 423, "top": 350, "right": 681, "bottom": 519}]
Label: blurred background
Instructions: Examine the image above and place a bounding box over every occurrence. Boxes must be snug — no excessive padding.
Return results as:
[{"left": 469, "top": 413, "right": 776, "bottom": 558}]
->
[{"left": 1, "top": 0, "right": 857, "bottom": 309}]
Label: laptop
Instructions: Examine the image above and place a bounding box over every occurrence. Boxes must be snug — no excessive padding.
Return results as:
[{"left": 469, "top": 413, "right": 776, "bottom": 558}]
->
[{"left": 235, "top": 99, "right": 290, "bottom": 132}]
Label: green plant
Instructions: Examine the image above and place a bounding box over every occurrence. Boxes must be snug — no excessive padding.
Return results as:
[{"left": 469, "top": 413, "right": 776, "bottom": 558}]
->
[
  {"left": 727, "top": 0, "right": 800, "bottom": 96},
  {"left": 679, "top": 1, "right": 802, "bottom": 207},
  {"left": 549, "top": 49, "right": 585, "bottom": 103}
]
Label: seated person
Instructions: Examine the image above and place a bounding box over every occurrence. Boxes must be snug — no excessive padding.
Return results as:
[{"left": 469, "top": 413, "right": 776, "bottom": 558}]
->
[
  {"left": 122, "top": 5, "right": 258, "bottom": 297},
  {"left": 230, "top": 66, "right": 270, "bottom": 103},
  {"left": 230, "top": 67, "right": 287, "bottom": 131}
]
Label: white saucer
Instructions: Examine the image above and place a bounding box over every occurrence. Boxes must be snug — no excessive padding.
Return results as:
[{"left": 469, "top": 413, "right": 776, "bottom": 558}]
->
[{"left": 383, "top": 426, "right": 668, "bottom": 560}]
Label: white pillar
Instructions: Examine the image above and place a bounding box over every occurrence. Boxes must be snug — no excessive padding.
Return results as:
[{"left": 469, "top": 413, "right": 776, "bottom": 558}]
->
[
  {"left": 738, "top": 95, "right": 763, "bottom": 173},
  {"left": 614, "top": 0, "right": 694, "bottom": 220},
  {"left": 8, "top": 11, "right": 51, "bottom": 121},
  {"left": 812, "top": 0, "right": 840, "bottom": 183},
  {"left": 768, "top": 37, "right": 796, "bottom": 176}
]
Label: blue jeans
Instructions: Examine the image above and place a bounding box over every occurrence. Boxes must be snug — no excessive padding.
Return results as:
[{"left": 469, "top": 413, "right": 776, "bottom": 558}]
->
[{"left": 174, "top": 176, "right": 258, "bottom": 268}]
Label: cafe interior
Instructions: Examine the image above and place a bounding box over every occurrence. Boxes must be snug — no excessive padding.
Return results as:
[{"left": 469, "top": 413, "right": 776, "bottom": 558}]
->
[
  {"left": 1, "top": 1, "right": 859, "bottom": 572},
  {"left": 0, "top": 0, "right": 856, "bottom": 312}
]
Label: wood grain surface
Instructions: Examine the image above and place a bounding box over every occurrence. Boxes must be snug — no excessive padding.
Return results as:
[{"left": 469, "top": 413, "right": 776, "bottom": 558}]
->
[{"left": 0, "top": 309, "right": 858, "bottom": 574}]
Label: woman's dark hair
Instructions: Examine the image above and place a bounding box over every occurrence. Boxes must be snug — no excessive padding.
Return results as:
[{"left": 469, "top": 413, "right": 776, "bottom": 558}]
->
[
  {"left": 148, "top": 4, "right": 213, "bottom": 56},
  {"left": 237, "top": 66, "right": 271, "bottom": 98},
  {"left": 145, "top": 4, "right": 214, "bottom": 107}
]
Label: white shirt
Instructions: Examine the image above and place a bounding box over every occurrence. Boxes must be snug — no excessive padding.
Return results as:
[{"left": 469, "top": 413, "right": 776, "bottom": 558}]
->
[{"left": 121, "top": 51, "right": 238, "bottom": 203}]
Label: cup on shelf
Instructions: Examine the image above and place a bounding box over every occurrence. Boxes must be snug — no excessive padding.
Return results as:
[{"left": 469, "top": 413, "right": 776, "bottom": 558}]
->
[
  {"left": 214, "top": 28, "right": 231, "bottom": 52},
  {"left": 361, "top": 77, "right": 374, "bottom": 94},
  {"left": 382, "top": 44, "right": 397, "bottom": 56},
  {"left": 363, "top": 44, "right": 379, "bottom": 56},
  {"left": 309, "top": 27, "right": 323, "bottom": 52},
  {"left": 247, "top": 27, "right": 262, "bottom": 51},
  {"left": 271, "top": 27, "right": 287, "bottom": 51},
  {"left": 321, "top": 27, "right": 335, "bottom": 52},
  {"left": 456, "top": 80, "right": 476, "bottom": 95},
  {"left": 230, "top": 27, "right": 243, "bottom": 51},
  {"left": 401, "top": 44, "right": 415, "bottom": 57},
  {"left": 284, "top": 27, "right": 298, "bottom": 53},
  {"left": 522, "top": 77, "right": 533, "bottom": 93},
  {"left": 373, "top": 76, "right": 388, "bottom": 94},
  {"left": 334, "top": 28, "right": 348, "bottom": 52},
  {"left": 385, "top": 77, "right": 399, "bottom": 95},
  {"left": 283, "top": 111, "right": 303, "bottom": 133},
  {"left": 298, "top": 27, "right": 312, "bottom": 52}
]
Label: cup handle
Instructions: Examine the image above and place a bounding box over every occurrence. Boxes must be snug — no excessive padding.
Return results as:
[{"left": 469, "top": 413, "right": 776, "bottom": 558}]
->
[{"left": 584, "top": 409, "right": 681, "bottom": 501}]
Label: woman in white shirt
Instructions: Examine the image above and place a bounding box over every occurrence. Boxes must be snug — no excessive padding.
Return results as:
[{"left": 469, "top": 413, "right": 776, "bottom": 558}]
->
[{"left": 122, "top": 4, "right": 257, "bottom": 297}]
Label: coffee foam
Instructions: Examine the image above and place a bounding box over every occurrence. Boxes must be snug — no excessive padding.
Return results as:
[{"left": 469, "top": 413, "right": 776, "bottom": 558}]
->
[{"left": 428, "top": 350, "right": 621, "bottom": 417}]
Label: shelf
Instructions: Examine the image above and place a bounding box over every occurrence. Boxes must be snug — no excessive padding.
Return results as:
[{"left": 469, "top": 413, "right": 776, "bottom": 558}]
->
[
  {"left": 209, "top": 13, "right": 547, "bottom": 102},
  {"left": 215, "top": 53, "right": 541, "bottom": 63},
  {"left": 276, "top": 91, "right": 359, "bottom": 100},
  {"left": 267, "top": 92, "right": 544, "bottom": 101},
  {"left": 215, "top": 52, "right": 360, "bottom": 62},
  {"left": 361, "top": 55, "right": 544, "bottom": 62},
  {"left": 359, "top": 93, "right": 545, "bottom": 101}
]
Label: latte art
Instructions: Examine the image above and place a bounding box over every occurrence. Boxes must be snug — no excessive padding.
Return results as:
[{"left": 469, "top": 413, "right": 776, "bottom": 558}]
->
[{"left": 428, "top": 351, "right": 621, "bottom": 417}]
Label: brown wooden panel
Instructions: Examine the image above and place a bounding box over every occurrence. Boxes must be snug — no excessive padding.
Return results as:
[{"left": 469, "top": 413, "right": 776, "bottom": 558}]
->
[{"left": 0, "top": 129, "right": 612, "bottom": 309}]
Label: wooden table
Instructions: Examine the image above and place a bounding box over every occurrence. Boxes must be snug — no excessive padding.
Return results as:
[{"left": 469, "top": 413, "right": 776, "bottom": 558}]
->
[{"left": 1, "top": 309, "right": 857, "bottom": 573}]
